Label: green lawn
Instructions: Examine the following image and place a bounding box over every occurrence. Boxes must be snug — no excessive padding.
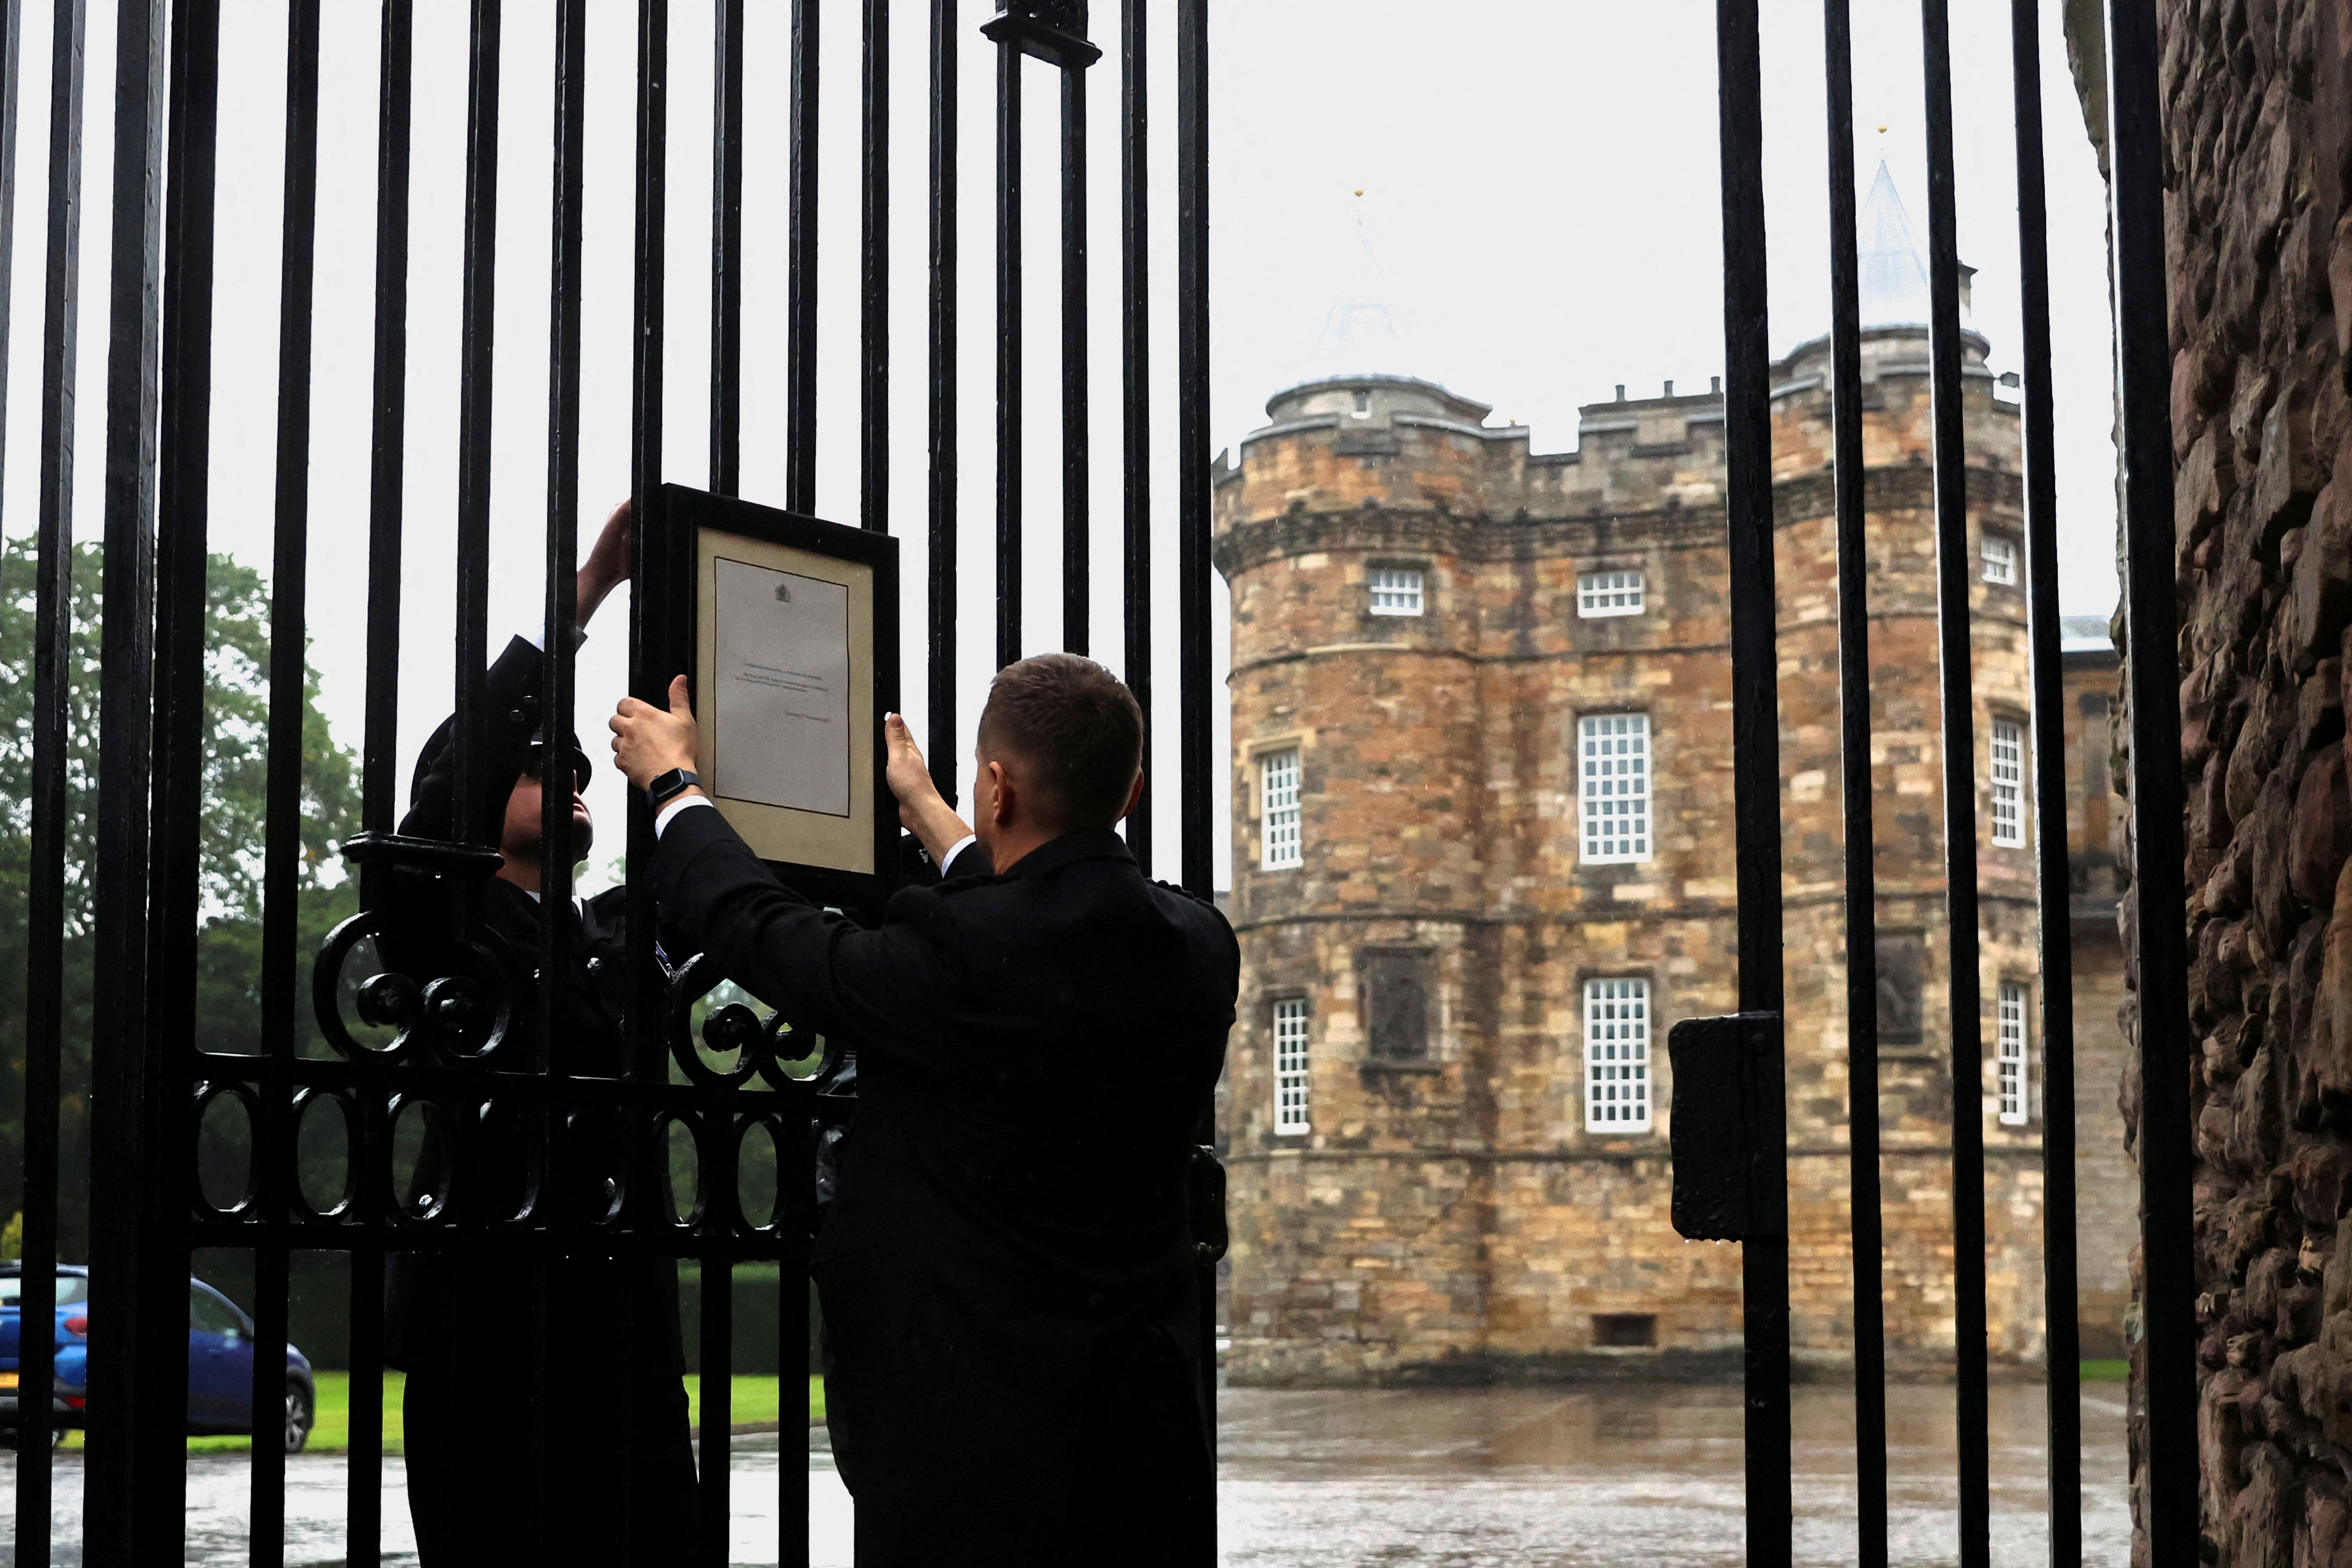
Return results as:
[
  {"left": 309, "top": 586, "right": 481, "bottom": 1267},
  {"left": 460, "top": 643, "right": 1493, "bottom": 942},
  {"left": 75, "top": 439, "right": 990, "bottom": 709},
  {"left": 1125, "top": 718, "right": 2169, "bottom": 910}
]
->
[
  {"left": 141, "top": 1371, "right": 823, "bottom": 1453},
  {"left": 2081, "top": 1359, "right": 2129, "bottom": 1383}
]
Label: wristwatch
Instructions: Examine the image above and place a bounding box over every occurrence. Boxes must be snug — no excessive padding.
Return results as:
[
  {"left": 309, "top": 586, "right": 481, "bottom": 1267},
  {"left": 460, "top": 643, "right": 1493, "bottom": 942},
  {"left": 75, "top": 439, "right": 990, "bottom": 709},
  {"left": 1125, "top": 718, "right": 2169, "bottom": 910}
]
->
[{"left": 645, "top": 768, "right": 702, "bottom": 813}]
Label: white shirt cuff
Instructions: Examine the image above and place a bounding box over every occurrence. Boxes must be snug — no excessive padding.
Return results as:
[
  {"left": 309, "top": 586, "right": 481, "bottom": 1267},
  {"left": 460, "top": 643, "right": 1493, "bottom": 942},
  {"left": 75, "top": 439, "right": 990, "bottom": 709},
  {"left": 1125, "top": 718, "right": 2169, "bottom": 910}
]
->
[
  {"left": 938, "top": 833, "right": 979, "bottom": 877},
  {"left": 655, "top": 794, "right": 714, "bottom": 837},
  {"left": 519, "top": 626, "right": 590, "bottom": 652}
]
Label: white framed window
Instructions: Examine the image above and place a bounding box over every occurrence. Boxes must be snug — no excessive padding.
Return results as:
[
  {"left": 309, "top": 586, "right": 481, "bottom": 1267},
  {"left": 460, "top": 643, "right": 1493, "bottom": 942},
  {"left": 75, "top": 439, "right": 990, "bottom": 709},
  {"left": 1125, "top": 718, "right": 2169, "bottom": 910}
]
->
[
  {"left": 1981, "top": 534, "right": 2018, "bottom": 585},
  {"left": 1989, "top": 718, "right": 2025, "bottom": 847},
  {"left": 1578, "top": 714, "right": 1651, "bottom": 863},
  {"left": 1997, "top": 981, "right": 2030, "bottom": 1125},
  {"left": 1368, "top": 567, "right": 1424, "bottom": 616},
  {"left": 1350, "top": 388, "right": 1371, "bottom": 418},
  {"left": 1260, "top": 748, "right": 1302, "bottom": 870},
  {"left": 1584, "top": 978, "right": 1652, "bottom": 1131},
  {"left": 1273, "top": 998, "right": 1312, "bottom": 1134},
  {"left": 1578, "top": 570, "right": 1646, "bottom": 617}
]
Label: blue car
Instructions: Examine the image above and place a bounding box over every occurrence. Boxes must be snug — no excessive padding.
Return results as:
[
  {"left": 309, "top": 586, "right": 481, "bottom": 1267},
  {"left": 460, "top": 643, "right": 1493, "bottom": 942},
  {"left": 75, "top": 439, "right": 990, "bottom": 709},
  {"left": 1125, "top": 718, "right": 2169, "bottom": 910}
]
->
[{"left": 0, "top": 1265, "right": 317, "bottom": 1454}]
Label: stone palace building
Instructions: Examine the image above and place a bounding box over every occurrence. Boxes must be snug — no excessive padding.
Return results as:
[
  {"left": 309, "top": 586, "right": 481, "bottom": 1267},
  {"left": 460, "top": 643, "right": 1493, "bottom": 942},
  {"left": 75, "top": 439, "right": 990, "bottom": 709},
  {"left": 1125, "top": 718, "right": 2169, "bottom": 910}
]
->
[{"left": 1210, "top": 177, "right": 2133, "bottom": 1384}]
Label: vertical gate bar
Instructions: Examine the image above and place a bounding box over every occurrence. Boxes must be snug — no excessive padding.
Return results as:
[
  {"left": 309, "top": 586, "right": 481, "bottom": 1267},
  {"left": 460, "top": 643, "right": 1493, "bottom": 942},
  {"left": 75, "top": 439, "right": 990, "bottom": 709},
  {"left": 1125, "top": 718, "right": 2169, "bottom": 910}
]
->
[
  {"left": 2102, "top": 0, "right": 2196, "bottom": 1557},
  {"left": 782, "top": 1123, "right": 815, "bottom": 1568},
  {"left": 1175, "top": 6, "right": 1213, "bottom": 1551},
  {"left": 700, "top": 1113, "right": 736, "bottom": 1566},
  {"left": 1174, "top": 0, "right": 1208, "bottom": 901},
  {"left": 786, "top": 0, "right": 818, "bottom": 514},
  {"left": 1918, "top": 0, "right": 1992, "bottom": 1557},
  {"left": 347, "top": 1244, "right": 384, "bottom": 1567},
  {"left": 0, "top": 0, "right": 20, "bottom": 502},
  {"left": 1821, "top": 0, "right": 1888, "bottom": 1556},
  {"left": 142, "top": 0, "right": 223, "bottom": 1544},
  {"left": 860, "top": 0, "right": 886, "bottom": 533},
  {"left": 360, "top": 0, "right": 414, "bottom": 839},
  {"left": 711, "top": 0, "right": 742, "bottom": 495},
  {"left": 541, "top": 9, "right": 591, "bottom": 1557},
  {"left": 925, "top": 0, "right": 956, "bottom": 797},
  {"left": 18, "top": 0, "right": 85, "bottom": 1556},
  {"left": 452, "top": 4, "right": 524, "bottom": 1555},
  {"left": 1117, "top": 0, "right": 1148, "bottom": 874},
  {"left": 349, "top": 15, "right": 410, "bottom": 1552},
  {"left": 995, "top": 27, "right": 1021, "bottom": 669},
  {"left": 1058, "top": 58, "right": 1086, "bottom": 653},
  {"left": 699, "top": 1251, "right": 734, "bottom": 1565},
  {"left": 2008, "top": 0, "right": 2082, "bottom": 1559},
  {"left": 626, "top": 0, "right": 669, "bottom": 1106},
  {"left": 540, "top": 0, "right": 587, "bottom": 1020},
  {"left": 254, "top": 2, "right": 324, "bottom": 1558},
  {"left": 451, "top": 0, "right": 502, "bottom": 862},
  {"left": 622, "top": 2, "right": 669, "bottom": 1562},
  {"left": 83, "top": 0, "right": 168, "bottom": 1546},
  {"left": 1714, "top": 0, "right": 1793, "bottom": 1561},
  {"left": 623, "top": 27, "right": 669, "bottom": 1556},
  {"left": 626, "top": 0, "right": 669, "bottom": 1056}
]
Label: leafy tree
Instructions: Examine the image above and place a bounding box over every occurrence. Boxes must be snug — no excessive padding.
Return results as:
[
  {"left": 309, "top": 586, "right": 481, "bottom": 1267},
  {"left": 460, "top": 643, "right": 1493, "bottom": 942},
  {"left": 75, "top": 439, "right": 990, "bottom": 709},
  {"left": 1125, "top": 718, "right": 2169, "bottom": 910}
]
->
[{"left": 0, "top": 537, "right": 361, "bottom": 1258}]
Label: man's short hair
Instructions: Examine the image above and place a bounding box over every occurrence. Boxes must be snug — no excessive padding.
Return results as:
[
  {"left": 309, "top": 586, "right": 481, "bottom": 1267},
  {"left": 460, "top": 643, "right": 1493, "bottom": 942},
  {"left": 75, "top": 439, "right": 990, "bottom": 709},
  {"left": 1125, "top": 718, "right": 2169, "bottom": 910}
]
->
[{"left": 978, "top": 654, "right": 1144, "bottom": 831}]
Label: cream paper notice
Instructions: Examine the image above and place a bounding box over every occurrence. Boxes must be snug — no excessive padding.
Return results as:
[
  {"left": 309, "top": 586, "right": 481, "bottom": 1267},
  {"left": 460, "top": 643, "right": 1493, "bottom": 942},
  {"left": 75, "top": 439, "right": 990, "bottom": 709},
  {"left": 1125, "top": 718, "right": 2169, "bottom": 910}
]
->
[{"left": 712, "top": 556, "right": 851, "bottom": 816}]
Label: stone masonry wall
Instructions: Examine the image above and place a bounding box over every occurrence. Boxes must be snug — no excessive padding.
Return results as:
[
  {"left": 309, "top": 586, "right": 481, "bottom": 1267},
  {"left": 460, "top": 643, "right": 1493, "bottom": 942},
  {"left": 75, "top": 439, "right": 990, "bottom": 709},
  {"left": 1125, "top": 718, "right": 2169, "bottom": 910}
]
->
[{"left": 2141, "top": 0, "right": 2352, "bottom": 1561}]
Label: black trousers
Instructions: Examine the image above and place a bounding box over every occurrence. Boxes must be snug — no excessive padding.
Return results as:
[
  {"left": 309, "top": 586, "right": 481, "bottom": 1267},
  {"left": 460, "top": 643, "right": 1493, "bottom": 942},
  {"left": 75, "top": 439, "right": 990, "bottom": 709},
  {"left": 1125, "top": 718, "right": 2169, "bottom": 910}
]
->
[
  {"left": 825, "top": 1292, "right": 1211, "bottom": 1568},
  {"left": 402, "top": 1314, "right": 697, "bottom": 1565}
]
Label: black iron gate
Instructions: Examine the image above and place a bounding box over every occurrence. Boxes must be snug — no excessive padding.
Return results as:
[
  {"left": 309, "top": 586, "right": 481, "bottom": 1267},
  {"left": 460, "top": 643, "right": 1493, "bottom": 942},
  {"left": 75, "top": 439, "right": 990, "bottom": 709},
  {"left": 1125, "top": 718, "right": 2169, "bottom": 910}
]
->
[
  {"left": 10, "top": 0, "right": 1213, "bottom": 1562},
  {"left": 1677, "top": 0, "right": 2195, "bottom": 1564},
  {"left": 8, "top": 0, "right": 2197, "bottom": 1564}
]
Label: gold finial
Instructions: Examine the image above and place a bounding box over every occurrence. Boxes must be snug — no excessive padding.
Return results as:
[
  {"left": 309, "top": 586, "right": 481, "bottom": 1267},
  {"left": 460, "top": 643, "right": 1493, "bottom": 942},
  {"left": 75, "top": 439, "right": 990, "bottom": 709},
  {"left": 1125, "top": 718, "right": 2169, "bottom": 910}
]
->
[
  {"left": 1876, "top": 123, "right": 1887, "bottom": 134},
  {"left": 1353, "top": 188, "right": 1363, "bottom": 197}
]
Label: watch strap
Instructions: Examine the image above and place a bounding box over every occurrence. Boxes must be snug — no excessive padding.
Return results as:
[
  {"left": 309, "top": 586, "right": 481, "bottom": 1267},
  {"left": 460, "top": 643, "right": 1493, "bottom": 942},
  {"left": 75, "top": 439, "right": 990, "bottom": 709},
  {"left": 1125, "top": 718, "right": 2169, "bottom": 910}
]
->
[{"left": 646, "top": 768, "right": 702, "bottom": 813}]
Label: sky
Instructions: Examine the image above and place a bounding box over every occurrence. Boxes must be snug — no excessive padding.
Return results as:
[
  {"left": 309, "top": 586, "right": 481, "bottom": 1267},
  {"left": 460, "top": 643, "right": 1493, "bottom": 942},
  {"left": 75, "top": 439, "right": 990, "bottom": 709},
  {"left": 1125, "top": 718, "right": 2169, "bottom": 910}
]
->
[{"left": 0, "top": 0, "right": 2118, "bottom": 891}]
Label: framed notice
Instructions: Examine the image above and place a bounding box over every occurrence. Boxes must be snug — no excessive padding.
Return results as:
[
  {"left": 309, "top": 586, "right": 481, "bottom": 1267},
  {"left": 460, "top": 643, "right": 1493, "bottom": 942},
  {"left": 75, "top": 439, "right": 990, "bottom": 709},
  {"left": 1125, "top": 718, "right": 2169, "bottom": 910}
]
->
[{"left": 651, "top": 485, "right": 900, "bottom": 912}]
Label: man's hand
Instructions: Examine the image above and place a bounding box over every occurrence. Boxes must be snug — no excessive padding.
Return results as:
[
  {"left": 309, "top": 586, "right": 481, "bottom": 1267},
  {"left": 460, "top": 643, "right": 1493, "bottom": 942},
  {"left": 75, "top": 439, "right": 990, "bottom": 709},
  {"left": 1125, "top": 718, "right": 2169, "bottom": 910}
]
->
[
  {"left": 577, "top": 499, "right": 634, "bottom": 628},
  {"left": 610, "top": 675, "right": 699, "bottom": 791},
  {"left": 885, "top": 713, "right": 972, "bottom": 865}
]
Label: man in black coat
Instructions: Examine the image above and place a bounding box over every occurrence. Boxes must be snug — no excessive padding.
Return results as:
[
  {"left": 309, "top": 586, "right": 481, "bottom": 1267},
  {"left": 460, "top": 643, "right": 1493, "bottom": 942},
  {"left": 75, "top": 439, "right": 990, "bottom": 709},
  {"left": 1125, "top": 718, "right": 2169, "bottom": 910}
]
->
[
  {"left": 610, "top": 652, "right": 1237, "bottom": 1566},
  {"left": 392, "top": 503, "right": 697, "bottom": 1565}
]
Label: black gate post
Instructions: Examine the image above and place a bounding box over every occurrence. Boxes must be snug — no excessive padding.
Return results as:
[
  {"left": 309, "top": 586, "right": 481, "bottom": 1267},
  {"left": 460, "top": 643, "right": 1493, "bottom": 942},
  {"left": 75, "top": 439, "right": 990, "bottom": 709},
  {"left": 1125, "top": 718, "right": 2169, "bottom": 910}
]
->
[
  {"left": 2104, "top": 0, "right": 2198, "bottom": 1557},
  {"left": 1712, "top": 0, "right": 1793, "bottom": 1561}
]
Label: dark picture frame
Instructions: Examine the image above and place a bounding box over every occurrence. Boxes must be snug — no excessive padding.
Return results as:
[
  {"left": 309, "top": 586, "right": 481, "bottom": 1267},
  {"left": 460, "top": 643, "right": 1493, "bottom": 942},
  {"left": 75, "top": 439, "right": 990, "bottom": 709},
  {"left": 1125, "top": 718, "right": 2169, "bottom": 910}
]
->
[{"left": 643, "top": 484, "right": 901, "bottom": 919}]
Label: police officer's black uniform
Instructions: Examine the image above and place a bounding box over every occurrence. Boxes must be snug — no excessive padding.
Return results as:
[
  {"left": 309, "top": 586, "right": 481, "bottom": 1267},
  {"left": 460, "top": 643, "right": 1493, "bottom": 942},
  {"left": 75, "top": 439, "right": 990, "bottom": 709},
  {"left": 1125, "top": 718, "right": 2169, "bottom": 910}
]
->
[{"left": 390, "top": 634, "right": 698, "bottom": 1566}]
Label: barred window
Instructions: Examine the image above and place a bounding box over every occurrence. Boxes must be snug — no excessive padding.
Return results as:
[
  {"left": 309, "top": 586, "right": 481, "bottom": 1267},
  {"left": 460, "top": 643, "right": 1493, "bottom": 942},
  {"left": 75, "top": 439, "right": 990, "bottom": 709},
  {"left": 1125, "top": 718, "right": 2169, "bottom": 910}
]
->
[
  {"left": 1584, "top": 978, "right": 1652, "bottom": 1131},
  {"left": 1998, "top": 982, "right": 2030, "bottom": 1125},
  {"left": 1260, "top": 749, "right": 1302, "bottom": 870},
  {"left": 1982, "top": 534, "right": 2018, "bottom": 585},
  {"left": 1368, "top": 567, "right": 1424, "bottom": 616},
  {"left": 1273, "top": 998, "right": 1311, "bottom": 1134},
  {"left": 1579, "top": 714, "right": 1651, "bottom": 863},
  {"left": 1990, "top": 718, "right": 2026, "bottom": 847},
  {"left": 1578, "top": 570, "right": 1645, "bottom": 617}
]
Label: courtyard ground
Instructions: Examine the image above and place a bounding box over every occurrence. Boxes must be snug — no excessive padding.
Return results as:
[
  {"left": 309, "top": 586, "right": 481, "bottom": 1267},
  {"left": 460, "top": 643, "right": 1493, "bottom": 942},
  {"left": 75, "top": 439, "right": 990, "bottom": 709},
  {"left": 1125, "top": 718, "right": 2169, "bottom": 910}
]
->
[{"left": 0, "top": 1381, "right": 2131, "bottom": 1565}]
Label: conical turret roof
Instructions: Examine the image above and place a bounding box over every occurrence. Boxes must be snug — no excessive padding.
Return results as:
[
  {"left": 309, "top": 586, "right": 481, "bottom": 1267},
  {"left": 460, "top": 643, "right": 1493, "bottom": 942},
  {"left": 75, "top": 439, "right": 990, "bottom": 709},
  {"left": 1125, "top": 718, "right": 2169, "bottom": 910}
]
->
[
  {"left": 1858, "top": 162, "right": 1933, "bottom": 328},
  {"left": 1276, "top": 191, "right": 1430, "bottom": 390}
]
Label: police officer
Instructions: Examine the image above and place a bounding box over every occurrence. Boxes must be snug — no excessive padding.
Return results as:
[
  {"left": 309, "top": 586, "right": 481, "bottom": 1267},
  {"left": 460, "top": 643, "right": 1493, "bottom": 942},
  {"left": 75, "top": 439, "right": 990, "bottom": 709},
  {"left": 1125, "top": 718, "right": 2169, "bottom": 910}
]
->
[{"left": 390, "top": 502, "right": 698, "bottom": 1565}]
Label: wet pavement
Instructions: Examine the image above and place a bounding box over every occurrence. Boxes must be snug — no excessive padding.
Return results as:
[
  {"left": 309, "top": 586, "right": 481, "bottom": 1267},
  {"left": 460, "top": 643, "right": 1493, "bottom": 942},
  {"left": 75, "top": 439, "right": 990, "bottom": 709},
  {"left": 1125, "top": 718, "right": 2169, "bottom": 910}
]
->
[{"left": 0, "top": 1382, "right": 2129, "bottom": 1565}]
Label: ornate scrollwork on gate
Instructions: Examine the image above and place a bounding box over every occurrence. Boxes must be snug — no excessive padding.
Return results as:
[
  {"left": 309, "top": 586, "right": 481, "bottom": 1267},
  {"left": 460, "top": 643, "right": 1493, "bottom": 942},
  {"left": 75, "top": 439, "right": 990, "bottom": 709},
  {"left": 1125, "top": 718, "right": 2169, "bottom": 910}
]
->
[
  {"left": 662, "top": 951, "right": 846, "bottom": 1096},
  {"left": 310, "top": 832, "right": 517, "bottom": 1065}
]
